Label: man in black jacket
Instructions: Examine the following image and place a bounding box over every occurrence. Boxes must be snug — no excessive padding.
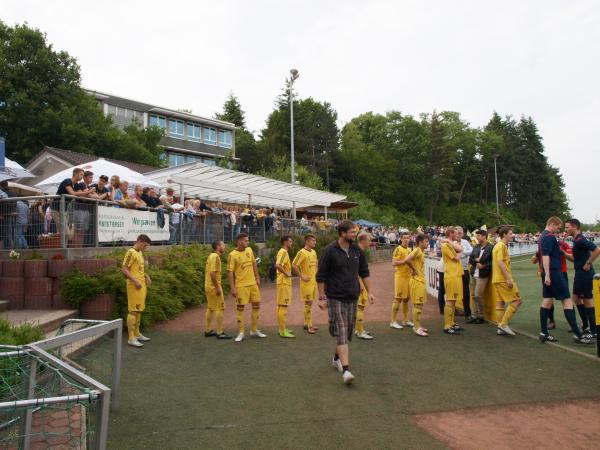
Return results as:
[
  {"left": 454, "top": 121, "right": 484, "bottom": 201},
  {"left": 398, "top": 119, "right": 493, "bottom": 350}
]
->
[
  {"left": 317, "top": 220, "right": 373, "bottom": 385},
  {"left": 468, "top": 229, "right": 493, "bottom": 323}
]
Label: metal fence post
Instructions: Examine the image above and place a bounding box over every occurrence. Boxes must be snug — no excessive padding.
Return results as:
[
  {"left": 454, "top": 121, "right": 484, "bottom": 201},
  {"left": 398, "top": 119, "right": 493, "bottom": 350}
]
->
[
  {"left": 179, "top": 213, "right": 184, "bottom": 245},
  {"left": 111, "top": 320, "right": 122, "bottom": 410},
  {"left": 21, "top": 357, "right": 37, "bottom": 450},
  {"left": 60, "top": 195, "right": 67, "bottom": 248},
  {"left": 262, "top": 219, "right": 266, "bottom": 242},
  {"left": 94, "top": 200, "right": 99, "bottom": 248},
  {"left": 95, "top": 389, "right": 111, "bottom": 450}
]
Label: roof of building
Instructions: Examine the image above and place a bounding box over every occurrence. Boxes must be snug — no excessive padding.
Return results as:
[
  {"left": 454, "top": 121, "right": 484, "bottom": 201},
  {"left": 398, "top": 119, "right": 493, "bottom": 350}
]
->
[
  {"left": 29, "top": 146, "right": 159, "bottom": 174},
  {"left": 85, "top": 89, "right": 236, "bottom": 130},
  {"left": 145, "top": 162, "right": 347, "bottom": 209}
]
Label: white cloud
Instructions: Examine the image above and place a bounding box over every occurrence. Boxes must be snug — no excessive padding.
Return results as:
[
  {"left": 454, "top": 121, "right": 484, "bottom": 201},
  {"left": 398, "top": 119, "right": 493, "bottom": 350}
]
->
[{"left": 4, "top": 0, "right": 599, "bottom": 222}]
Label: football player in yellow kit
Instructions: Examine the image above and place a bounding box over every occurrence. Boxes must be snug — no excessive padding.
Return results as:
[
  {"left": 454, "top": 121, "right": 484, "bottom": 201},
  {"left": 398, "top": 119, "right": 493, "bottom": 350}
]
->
[
  {"left": 204, "top": 240, "right": 232, "bottom": 339},
  {"left": 391, "top": 232, "right": 413, "bottom": 329},
  {"left": 441, "top": 227, "right": 464, "bottom": 335},
  {"left": 122, "top": 234, "right": 152, "bottom": 347},
  {"left": 292, "top": 234, "right": 319, "bottom": 334},
  {"left": 403, "top": 234, "right": 430, "bottom": 337},
  {"left": 355, "top": 232, "right": 375, "bottom": 339},
  {"left": 276, "top": 235, "right": 295, "bottom": 338}
]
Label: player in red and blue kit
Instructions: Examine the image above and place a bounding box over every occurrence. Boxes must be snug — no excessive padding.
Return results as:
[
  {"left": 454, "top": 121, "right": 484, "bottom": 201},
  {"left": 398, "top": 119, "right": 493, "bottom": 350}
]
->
[
  {"left": 566, "top": 219, "right": 600, "bottom": 340},
  {"left": 538, "top": 217, "right": 591, "bottom": 344}
]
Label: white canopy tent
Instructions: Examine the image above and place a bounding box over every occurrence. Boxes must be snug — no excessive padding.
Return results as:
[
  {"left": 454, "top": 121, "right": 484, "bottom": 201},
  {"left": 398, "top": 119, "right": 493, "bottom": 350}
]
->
[
  {"left": 0, "top": 157, "right": 35, "bottom": 182},
  {"left": 145, "top": 162, "right": 346, "bottom": 217},
  {"left": 34, "top": 158, "right": 161, "bottom": 193}
]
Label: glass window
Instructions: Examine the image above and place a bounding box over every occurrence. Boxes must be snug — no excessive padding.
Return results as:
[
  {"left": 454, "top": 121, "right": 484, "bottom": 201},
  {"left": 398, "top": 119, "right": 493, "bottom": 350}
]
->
[
  {"left": 106, "top": 104, "right": 116, "bottom": 116},
  {"left": 168, "top": 153, "right": 186, "bottom": 167},
  {"left": 204, "top": 127, "right": 217, "bottom": 145},
  {"left": 187, "top": 123, "right": 201, "bottom": 141},
  {"left": 150, "top": 114, "right": 166, "bottom": 129},
  {"left": 169, "top": 119, "right": 184, "bottom": 137},
  {"left": 218, "top": 129, "right": 232, "bottom": 148},
  {"left": 185, "top": 154, "right": 201, "bottom": 163},
  {"left": 203, "top": 158, "right": 216, "bottom": 166}
]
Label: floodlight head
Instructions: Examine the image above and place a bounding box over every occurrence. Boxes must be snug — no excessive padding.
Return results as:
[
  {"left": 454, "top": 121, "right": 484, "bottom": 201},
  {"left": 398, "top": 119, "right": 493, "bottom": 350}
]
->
[{"left": 290, "top": 68, "right": 299, "bottom": 80}]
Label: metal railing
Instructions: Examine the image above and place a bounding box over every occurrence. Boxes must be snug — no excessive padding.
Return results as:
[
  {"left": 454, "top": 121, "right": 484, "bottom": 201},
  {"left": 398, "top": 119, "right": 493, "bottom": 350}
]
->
[
  {"left": 0, "top": 319, "right": 121, "bottom": 450},
  {"left": 0, "top": 195, "right": 336, "bottom": 249}
]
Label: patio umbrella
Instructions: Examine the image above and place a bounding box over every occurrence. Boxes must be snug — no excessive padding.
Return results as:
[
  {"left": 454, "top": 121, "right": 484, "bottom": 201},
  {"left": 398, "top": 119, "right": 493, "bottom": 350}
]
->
[
  {"left": 0, "top": 157, "right": 35, "bottom": 182},
  {"left": 34, "top": 158, "right": 162, "bottom": 193}
]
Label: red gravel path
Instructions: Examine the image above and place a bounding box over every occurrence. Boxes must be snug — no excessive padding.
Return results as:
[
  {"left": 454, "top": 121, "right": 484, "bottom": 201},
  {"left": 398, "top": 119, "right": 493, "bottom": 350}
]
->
[{"left": 154, "top": 261, "right": 439, "bottom": 332}]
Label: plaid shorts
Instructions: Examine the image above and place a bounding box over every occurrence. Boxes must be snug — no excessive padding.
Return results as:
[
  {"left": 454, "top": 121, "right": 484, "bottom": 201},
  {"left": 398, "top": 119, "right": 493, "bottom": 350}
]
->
[{"left": 327, "top": 298, "right": 357, "bottom": 345}]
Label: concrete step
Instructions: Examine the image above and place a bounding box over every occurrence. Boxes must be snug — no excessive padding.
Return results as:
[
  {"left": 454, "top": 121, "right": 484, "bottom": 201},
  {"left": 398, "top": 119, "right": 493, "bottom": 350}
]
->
[
  {"left": 0, "top": 300, "right": 8, "bottom": 313},
  {"left": 2, "top": 309, "right": 79, "bottom": 335}
]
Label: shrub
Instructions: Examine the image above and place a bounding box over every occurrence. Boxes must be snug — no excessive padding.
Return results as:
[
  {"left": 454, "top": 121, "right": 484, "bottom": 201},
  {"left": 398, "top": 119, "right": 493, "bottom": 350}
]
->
[{"left": 0, "top": 317, "right": 45, "bottom": 345}]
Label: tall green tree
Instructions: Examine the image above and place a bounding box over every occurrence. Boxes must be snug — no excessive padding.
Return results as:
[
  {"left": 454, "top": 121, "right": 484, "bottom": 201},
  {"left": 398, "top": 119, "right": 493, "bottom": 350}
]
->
[{"left": 0, "top": 21, "right": 164, "bottom": 166}]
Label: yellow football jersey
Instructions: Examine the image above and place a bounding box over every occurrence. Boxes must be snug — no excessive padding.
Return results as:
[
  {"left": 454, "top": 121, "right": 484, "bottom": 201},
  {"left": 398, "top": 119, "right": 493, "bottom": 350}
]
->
[
  {"left": 393, "top": 245, "right": 412, "bottom": 278},
  {"left": 276, "top": 248, "right": 292, "bottom": 286},
  {"left": 204, "top": 252, "right": 222, "bottom": 290},
  {"left": 123, "top": 248, "right": 145, "bottom": 283},
  {"left": 442, "top": 242, "right": 462, "bottom": 279},
  {"left": 227, "top": 247, "right": 257, "bottom": 287},
  {"left": 292, "top": 248, "right": 317, "bottom": 283},
  {"left": 409, "top": 247, "right": 425, "bottom": 282},
  {"left": 492, "top": 241, "right": 512, "bottom": 284}
]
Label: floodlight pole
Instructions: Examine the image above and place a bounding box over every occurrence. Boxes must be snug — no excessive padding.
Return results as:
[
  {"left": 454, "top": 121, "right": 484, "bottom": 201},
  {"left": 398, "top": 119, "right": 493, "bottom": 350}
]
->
[{"left": 289, "top": 68, "right": 299, "bottom": 219}]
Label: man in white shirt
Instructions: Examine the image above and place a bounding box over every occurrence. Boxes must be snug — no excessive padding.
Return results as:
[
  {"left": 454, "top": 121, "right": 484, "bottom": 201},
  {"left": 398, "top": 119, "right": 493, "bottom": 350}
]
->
[{"left": 456, "top": 227, "right": 473, "bottom": 321}]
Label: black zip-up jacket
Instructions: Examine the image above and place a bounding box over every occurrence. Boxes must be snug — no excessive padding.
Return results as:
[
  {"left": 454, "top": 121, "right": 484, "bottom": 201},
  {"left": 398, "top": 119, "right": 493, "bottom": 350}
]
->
[
  {"left": 468, "top": 243, "right": 493, "bottom": 278},
  {"left": 316, "top": 240, "right": 370, "bottom": 302}
]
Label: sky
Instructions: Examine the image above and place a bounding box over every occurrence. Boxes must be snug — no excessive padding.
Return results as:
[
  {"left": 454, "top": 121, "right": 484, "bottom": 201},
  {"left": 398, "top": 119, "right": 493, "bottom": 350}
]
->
[{"left": 4, "top": 0, "right": 599, "bottom": 222}]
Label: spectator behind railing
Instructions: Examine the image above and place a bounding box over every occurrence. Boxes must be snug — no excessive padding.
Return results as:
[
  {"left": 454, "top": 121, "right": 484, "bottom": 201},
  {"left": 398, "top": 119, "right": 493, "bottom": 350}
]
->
[
  {"left": 109, "top": 175, "right": 121, "bottom": 201},
  {"left": 89, "top": 175, "right": 111, "bottom": 201},
  {"left": 131, "top": 185, "right": 147, "bottom": 208}
]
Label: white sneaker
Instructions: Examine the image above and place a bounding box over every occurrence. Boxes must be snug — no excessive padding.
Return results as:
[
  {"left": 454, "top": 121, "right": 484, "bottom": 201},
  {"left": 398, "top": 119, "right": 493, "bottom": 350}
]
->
[
  {"left": 234, "top": 332, "right": 245, "bottom": 342},
  {"left": 497, "top": 324, "right": 516, "bottom": 336},
  {"left": 332, "top": 357, "right": 343, "bottom": 373},
  {"left": 250, "top": 330, "right": 267, "bottom": 338},
  {"left": 127, "top": 338, "right": 143, "bottom": 347},
  {"left": 414, "top": 327, "right": 428, "bottom": 337},
  {"left": 403, "top": 320, "right": 415, "bottom": 327},
  {"left": 356, "top": 331, "right": 374, "bottom": 340},
  {"left": 136, "top": 334, "right": 151, "bottom": 342},
  {"left": 390, "top": 321, "right": 404, "bottom": 329},
  {"left": 342, "top": 370, "right": 355, "bottom": 385}
]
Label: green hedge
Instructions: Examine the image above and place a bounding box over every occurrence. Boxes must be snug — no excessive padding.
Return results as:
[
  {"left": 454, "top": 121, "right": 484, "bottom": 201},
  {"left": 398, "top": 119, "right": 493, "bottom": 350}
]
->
[{"left": 0, "top": 317, "right": 45, "bottom": 345}]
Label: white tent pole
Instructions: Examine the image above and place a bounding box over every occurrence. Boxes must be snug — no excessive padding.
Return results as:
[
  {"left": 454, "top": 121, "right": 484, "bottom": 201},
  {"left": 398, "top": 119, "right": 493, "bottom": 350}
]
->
[
  {"left": 324, "top": 206, "right": 328, "bottom": 220},
  {"left": 179, "top": 183, "right": 184, "bottom": 203}
]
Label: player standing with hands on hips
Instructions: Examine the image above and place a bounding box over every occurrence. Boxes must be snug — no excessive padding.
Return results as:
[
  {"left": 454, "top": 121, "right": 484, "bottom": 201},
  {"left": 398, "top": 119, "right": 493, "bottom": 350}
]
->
[{"left": 316, "top": 220, "right": 374, "bottom": 385}]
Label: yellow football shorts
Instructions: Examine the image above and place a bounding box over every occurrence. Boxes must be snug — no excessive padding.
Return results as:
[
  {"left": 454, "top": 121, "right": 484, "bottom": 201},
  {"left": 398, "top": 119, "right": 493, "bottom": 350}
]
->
[
  {"left": 235, "top": 284, "right": 261, "bottom": 305},
  {"left": 395, "top": 276, "right": 410, "bottom": 300},
  {"left": 444, "top": 276, "right": 463, "bottom": 302},
  {"left": 127, "top": 281, "right": 147, "bottom": 312},
  {"left": 300, "top": 282, "right": 316, "bottom": 302},
  {"left": 205, "top": 288, "right": 225, "bottom": 310},
  {"left": 410, "top": 278, "right": 426, "bottom": 305},
  {"left": 277, "top": 284, "right": 292, "bottom": 306},
  {"left": 494, "top": 282, "right": 521, "bottom": 303}
]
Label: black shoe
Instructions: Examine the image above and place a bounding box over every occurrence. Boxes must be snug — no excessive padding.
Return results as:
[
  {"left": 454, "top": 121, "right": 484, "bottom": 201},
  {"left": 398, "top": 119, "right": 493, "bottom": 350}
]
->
[
  {"left": 547, "top": 321, "right": 556, "bottom": 330},
  {"left": 583, "top": 327, "right": 591, "bottom": 335},
  {"left": 539, "top": 333, "right": 558, "bottom": 343},
  {"left": 444, "top": 328, "right": 461, "bottom": 335},
  {"left": 475, "top": 318, "right": 485, "bottom": 324},
  {"left": 466, "top": 317, "right": 477, "bottom": 324},
  {"left": 574, "top": 335, "right": 593, "bottom": 345},
  {"left": 204, "top": 330, "right": 217, "bottom": 337},
  {"left": 303, "top": 325, "right": 309, "bottom": 330},
  {"left": 451, "top": 324, "right": 464, "bottom": 331},
  {"left": 216, "top": 332, "right": 232, "bottom": 340}
]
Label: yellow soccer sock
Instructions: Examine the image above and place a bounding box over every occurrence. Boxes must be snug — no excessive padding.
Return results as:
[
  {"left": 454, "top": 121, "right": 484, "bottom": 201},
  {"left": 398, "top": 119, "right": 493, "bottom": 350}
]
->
[
  {"left": 215, "top": 309, "right": 224, "bottom": 334},
  {"left": 127, "top": 312, "right": 137, "bottom": 340},
  {"left": 277, "top": 306, "right": 287, "bottom": 333},
  {"left": 205, "top": 308, "right": 214, "bottom": 332},
  {"left": 304, "top": 303, "right": 313, "bottom": 328},
  {"left": 499, "top": 304, "right": 518, "bottom": 327},
  {"left": 236, "top": 307, "right": 244, "bottom": 333},
  {"left": 251, "top": 306, "right": 260, "bottom": 333},
  {"left": 413, "top": 304, "right": 423, "bottom": 330},
  {"left": 402, "top": 300, "right": 409, "bottom": 322},
  {"left": 391, "top": 300, "right": 400, "bottom": 323},
  {"left": 356, "top": 306, "right": 365, "bottom": 333},
  {"left": 444, "top": 303, "right": 454, "bottom": 329},
  {"left": 495, "top": 307, "right": 505, "bottom": 324},
  {"left": 134, "top": 312, "right": 141, "bottom": 337}
]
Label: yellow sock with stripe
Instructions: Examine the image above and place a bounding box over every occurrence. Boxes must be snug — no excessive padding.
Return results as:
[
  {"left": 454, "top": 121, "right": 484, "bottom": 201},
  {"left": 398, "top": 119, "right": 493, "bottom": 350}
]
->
[
  {"left": 413, "top": 304, "right": 423, "bottom": 330},
  {"left": 495, "top": 307, "right": 505, "bottom": 324},
  {"left": 215, "top": 309, "right": 224, "bottom": 334},
  {"left": 205, "top": 308, "right": 214, "bottom": 332},
  {"left": 499, "top": 304, "right": 518, "bottom": 327},
  {"left": 304, "top": 303, "right": 313, "bottom": 328},
  {"left": 134, "top": 312, "right": 141, "bottom": 337},
  {"left": 251, "top": 306, "right": 260, "bottom": 333},
  {"left": 277, "top": 306, "right": 287, "bottom": 333},
  {"left": 391, "top": 300, "right": 401, "bottom": 322},
  {"left": 444, "top": 303, "right": 454, "bottom": 329},
  {"left": 127, "top": 312, "right": 137, "bottom": 340},
  {"left": 402, "top": 300, "right": 409, "bottom": 321},
  {"left": 236, "top": 307, "right": 244, "bottom": 333},
  {"left": 356, "top": 306, "right": 365, "bottom": 333}
]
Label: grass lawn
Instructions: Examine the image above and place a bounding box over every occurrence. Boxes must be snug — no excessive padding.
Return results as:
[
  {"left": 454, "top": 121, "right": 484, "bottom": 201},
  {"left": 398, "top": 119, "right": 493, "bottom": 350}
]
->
[
  {"left": 509, "top": 255, "right": 598, "bottom": 356},
  {"left": 108, "top": 319, "right": 600, "bottom": 449}
]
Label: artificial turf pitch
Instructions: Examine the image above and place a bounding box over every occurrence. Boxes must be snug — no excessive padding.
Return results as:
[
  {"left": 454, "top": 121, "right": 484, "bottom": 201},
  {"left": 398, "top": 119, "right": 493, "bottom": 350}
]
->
[{"left": 108, "top": 317, "right": 600, "bottom": 449}]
